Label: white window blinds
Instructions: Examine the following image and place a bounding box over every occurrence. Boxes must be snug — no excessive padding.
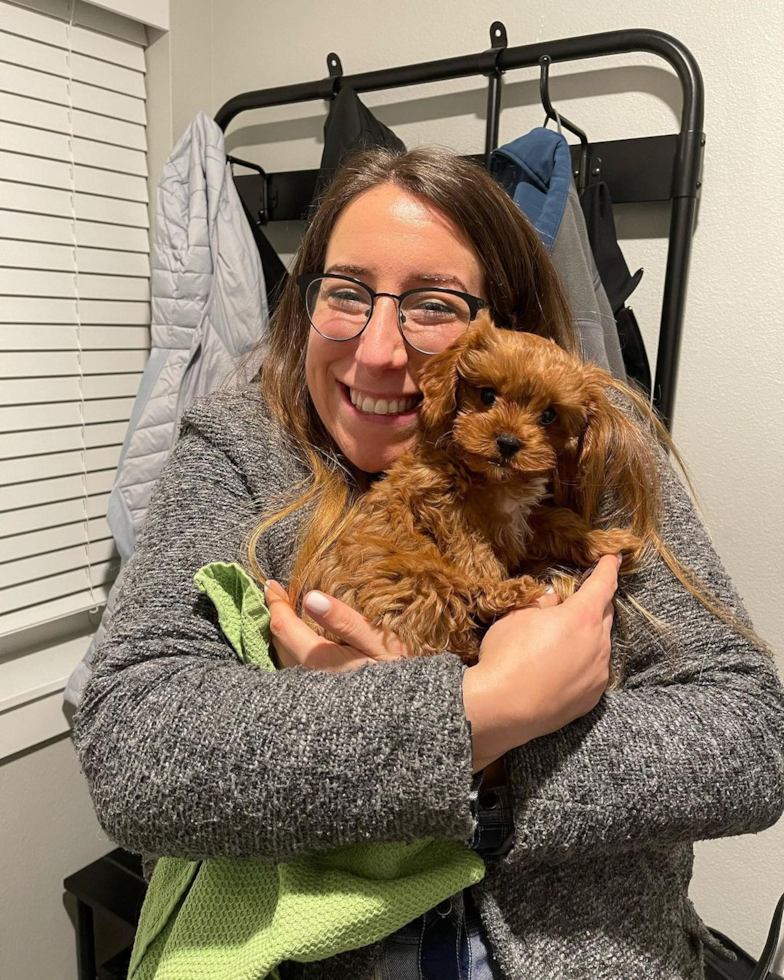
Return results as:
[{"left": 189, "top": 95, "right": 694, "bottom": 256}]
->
[{"left": 0, "top": 0, "right": 150, "bottom": 639}]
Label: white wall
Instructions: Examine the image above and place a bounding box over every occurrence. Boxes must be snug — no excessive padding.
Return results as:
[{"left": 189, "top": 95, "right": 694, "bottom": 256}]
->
[
  {"left": 0, "top": 736, "right": 127, "bottom": 979},
  {"left": 155, "top": 0, "right": 784, "bottom": 963}
]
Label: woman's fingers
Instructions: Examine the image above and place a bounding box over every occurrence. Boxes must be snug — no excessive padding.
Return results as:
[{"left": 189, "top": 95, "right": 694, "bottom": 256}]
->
[
  {"left": 263, "top": 580, "right": 410, "bottom": 671},
  {"left": 263, "top": 580, "right": 354, "bottom": 671},
  {"left": 264, "top": 579, "right": 289, "bottom": 601},
  {"left": 302, "top": 590, "right": 411, "bottom": 662},
  {"left": 572, "top": 554, "right": 621, "bottom": 613},
  {"left": 526, "top": 587, "right": 562, "bottom": 609},
  {"left": 263, "top": 580, "right": 311, "bottom": 669}
]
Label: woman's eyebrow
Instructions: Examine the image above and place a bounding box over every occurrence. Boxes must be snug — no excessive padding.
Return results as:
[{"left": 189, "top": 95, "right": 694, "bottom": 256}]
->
[
  {"left": 417, "top": 273, "right": 469, "bottom": 292},
  {"left": 324, "top": 264, "right": 469, "bottom": 292},
  {"left": 324, "top": 263, "right": 370, "bottom": 279}
]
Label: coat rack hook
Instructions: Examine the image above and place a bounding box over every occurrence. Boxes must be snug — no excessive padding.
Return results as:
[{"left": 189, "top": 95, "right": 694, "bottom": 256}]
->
[
  {"left": 226, "top": 154, "right": 274, "bottom": 225},
  {"left": 484, "top": 21, "right": 507, "bottom": 170},
  {"left": 325, "top": 52, "right": 343, "bottom": 98},
  {"left": 490, "top": 21, "right": 508, "bottom": 50},
  {"left": 539, "top": 55, "right": 590, "bottom": 193}
]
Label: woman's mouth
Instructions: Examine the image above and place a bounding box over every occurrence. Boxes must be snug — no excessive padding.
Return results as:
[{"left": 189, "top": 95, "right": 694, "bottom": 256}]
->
[{"left": 339, "top": 383, "right": 423, "bottom": 423}]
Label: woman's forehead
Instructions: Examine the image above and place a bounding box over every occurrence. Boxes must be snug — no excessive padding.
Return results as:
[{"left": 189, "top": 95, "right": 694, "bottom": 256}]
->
[{"left": 325, "top": 185, "right": 484, "bottom": 291}]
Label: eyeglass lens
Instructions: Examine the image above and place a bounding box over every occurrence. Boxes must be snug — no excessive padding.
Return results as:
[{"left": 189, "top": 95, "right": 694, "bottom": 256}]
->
[{"left": 305, "top": 276, "right": 472, "bottom": 354}]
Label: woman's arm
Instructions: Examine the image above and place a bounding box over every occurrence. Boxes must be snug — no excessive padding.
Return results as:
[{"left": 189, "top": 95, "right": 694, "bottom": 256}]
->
[
  {"left": 70, "top": 389, "right": 479, "bottom": 862},
  {"left": 504, "top": 398, "right": 784, "bottom": 865}
]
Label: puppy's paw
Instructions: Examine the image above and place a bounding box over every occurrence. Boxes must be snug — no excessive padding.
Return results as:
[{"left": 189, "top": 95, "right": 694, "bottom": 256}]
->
[
  {"left": 474, "top": 575, "right": 548, "bottom": 620},
  {"left": 584, "top": 528, "right": 644, "bottom": 566}
]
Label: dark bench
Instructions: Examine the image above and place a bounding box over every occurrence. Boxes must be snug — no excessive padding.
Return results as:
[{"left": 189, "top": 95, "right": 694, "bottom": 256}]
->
[{"left": 64, "top": 848, "right": 147, "bottom": 980}]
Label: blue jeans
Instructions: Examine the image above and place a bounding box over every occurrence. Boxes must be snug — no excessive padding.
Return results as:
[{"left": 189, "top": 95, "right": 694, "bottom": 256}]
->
[{"left": 375, "top": 782, "right": 514, "bottom": 979}]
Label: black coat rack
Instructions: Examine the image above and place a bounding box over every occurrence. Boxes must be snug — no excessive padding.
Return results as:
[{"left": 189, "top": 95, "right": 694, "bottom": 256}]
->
[{"left": 215, "top": 28, "right": 705, "bottom": 432}]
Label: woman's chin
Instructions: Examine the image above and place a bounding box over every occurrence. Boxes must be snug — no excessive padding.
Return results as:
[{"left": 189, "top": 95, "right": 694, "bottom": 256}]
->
[{"left": 342, "top": 433, "right": 416, "bottom": 475}]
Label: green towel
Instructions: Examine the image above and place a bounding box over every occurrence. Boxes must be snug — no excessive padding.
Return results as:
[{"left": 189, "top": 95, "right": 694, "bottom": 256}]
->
[{"left": 127, "top": 562, "right": 486, "bottom": 980}]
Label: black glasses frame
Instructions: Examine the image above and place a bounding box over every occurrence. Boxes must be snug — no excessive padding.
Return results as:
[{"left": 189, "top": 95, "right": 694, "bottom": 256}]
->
[{"left": 296, "top": 273, "right": 488, "bottom": 354}]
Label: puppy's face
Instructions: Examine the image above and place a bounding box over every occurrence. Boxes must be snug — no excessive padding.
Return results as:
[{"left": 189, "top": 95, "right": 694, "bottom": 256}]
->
[{"left": 418, "top": 312, "right": 602, "bottom": 485}]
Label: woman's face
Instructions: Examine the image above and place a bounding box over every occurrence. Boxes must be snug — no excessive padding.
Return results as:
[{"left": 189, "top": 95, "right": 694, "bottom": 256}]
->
[{"left": 305, "top": 183, "right": 486, "bottom": 473}]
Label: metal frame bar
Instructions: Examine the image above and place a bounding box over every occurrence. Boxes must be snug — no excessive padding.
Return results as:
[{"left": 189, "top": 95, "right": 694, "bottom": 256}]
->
[{"left": 216, "top": 29, "right": 705, "bottom": 430}]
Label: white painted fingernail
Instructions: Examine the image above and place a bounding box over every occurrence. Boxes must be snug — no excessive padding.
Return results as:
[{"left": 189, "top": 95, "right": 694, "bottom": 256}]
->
[
  {"left": 545, "top": 586, "right": 556, "bottom": 594},
  {"left": 304, "top": 591, "right": 330, "bottom": 615}
]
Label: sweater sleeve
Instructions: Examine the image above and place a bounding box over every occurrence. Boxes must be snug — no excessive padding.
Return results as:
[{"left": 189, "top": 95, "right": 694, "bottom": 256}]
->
[
  {"left": 70, "top": 395, "right": 479, "bottom": 863},
  {"left": 505, "top": 404, "right": 784, "bottom": 865}
]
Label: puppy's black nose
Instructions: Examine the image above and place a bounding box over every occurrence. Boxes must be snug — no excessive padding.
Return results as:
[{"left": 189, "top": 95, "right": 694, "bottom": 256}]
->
[{"left": 496, "top": 433, "right": 520, "bottom": 458}]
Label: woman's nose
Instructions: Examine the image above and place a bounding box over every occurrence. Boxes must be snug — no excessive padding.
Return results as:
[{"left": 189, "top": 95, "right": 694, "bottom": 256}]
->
[{"left": 355, "top": 295, "right": 408, "bottom": 371}]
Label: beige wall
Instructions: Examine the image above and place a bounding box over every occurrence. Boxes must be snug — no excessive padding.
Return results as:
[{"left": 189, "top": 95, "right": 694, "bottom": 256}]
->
[
  {"left": 0, "top": 736, "right": 126, "bottom": 979},
  {"left": 4, "top": 1, "right": 782, "bottom": 977}
]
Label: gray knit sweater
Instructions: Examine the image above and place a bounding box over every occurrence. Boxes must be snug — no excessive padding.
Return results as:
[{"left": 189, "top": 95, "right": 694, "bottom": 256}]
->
[{"left": 71, "top": 380, "right": 784, "bottom": 980}]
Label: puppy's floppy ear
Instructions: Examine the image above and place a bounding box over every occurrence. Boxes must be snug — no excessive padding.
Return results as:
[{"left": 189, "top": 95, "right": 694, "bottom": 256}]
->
[
  {"left": 419, "top": 310, "right": 495, "bottom": 434},
  {"left": 572, "top": 366, "right": 661, "bottom": 535},
  {"left": 418, "top": 312, "right": 496, "bottom": 436}
]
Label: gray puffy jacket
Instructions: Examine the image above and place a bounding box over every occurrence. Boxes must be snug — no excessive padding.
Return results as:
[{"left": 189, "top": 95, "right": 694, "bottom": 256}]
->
[{"left": 64, "top": 110, "right": 269, "bottom": 709}]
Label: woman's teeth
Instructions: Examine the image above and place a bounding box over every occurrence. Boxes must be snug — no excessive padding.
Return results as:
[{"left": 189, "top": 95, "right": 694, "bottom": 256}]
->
[{"left": 349, "top": 388, "right": 420, "bottom": 415}]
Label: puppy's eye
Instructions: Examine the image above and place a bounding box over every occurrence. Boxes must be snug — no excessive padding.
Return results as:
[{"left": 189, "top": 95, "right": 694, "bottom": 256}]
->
[
  {"left": 539, "top": 407, "right": 557, "bottom": 425},
  {"left": 480, "top": 387, "right": 496, "bottom": 406}
]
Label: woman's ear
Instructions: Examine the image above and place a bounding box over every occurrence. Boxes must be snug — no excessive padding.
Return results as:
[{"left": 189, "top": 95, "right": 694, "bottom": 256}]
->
[{"left": 418, "top": 313, "right": 496, "bottom": 437}]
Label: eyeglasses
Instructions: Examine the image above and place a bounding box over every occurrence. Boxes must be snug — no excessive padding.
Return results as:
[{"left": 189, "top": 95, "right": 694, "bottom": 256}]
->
[{"left": 296, "top": 273, "right": 488, "bottom": 355}]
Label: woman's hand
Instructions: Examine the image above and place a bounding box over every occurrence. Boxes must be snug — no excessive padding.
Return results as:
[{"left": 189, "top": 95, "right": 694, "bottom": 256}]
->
[
  {"left": 263, "top": 580, "right": 412, "bottom": 672},
  {"left": 265, "top": 577, "right": 567, "bottom": 675},
  {"left": 472, "top": 553, "right": 621, "bottom": 748}
]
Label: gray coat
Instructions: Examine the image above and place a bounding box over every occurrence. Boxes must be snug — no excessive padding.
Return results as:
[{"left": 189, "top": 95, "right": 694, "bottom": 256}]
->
[
  {"left": 71, "top": 380, "right": 784, "bottom": 979},
  {"left": 491, "top": 126, "right": 628, "bottom": 381},
  {"left": 63, "top": 111, "right": 268, "bottom": 710}
]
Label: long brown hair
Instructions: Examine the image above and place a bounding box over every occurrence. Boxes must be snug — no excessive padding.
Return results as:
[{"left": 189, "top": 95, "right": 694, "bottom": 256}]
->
[{"left": 242, "top": 145, "right": 770, "bottom": 663}]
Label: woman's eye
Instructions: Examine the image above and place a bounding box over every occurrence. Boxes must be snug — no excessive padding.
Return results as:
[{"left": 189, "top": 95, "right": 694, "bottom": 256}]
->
[
  {"left": 413, "top": 299, "right": 453, "bottom": 315},
  {"left": 328, "top": 288, "right": 364, "bottom": 305},
  {"left": 539, "top": 407, "right": 557, "bottom": 425},
  {"left": 404, "top": 299, "right": 465, "bottom": 331},
  {"left": 480, "top": 387, "right": 496, "bottom": 406}
]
